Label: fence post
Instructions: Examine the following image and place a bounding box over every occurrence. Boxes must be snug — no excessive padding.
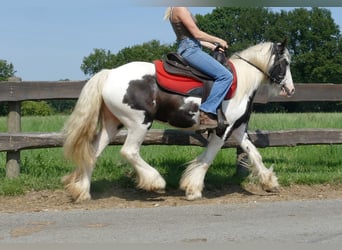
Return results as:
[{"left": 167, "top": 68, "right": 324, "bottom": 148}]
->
[{"left": 6, "top": 77, "right": 22, "bottom": 178}]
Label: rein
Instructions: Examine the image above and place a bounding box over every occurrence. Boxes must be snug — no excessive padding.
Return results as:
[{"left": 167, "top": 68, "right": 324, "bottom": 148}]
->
[
  {"left": 233, "top": 53, "right": 271, "bottom": 80},
  {"left": 214, "top": 44, "right": 273, "bottom": 82}
]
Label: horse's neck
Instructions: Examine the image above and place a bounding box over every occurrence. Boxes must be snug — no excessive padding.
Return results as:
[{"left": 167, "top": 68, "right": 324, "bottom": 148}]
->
[
  {"left": 231, "top": 44, "right": 274, "bottom": 103},
  {"left": 238, "top": 43, "right": 273, "bottom": 72}
]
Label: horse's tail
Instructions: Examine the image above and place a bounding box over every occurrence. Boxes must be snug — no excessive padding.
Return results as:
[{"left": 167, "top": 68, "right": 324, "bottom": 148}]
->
[{"left": 63, "top": 69, "right": 110, "bottom": 168}]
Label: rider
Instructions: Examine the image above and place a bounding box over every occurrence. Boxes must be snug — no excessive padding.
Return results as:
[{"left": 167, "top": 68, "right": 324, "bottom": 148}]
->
[{"left": 165, "top": 7, "right": 233, "bottom": 128}]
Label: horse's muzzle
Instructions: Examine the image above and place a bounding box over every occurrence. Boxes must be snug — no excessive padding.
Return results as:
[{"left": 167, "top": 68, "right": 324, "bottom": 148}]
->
[{"left": 280, "top": 85, "right": 295, "bottom": 97}]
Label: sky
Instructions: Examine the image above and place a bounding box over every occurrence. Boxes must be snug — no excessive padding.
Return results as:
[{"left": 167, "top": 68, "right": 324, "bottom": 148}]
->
[{"left": 1, "top": 1, "right": 341, "bottom": 81}]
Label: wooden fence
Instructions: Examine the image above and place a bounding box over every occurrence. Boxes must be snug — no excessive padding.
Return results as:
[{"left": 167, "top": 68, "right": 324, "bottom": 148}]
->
[{"left": 1, "top": 78, "right": 342, "bottom": 178}]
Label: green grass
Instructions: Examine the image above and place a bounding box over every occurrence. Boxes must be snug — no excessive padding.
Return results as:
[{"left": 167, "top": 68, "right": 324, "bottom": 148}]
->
[{"left": 0, "top": 113, "right": 341, "bottom": 196}]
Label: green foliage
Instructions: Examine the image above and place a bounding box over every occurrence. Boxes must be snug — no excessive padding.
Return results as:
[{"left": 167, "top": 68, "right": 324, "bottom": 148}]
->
[
  {"left": 280, "top": 8, "right": 341, "bottom": 83},
  {"left": 0, "top": 178, "right": 25, "bottom": 196},
  {"left": 80, "top": 48, "right": 116, "bottom": 76},
  {"left": 47, "top": 100, "right": 76, "bottom": 114},
  {"left": 81, "top": 40, "right": 176, "bottom": 76},
  {"left": 0, "top": 59, "right": 16, "bottom": 81},
  {"left": 22, "top": 101, "right": 54, "bottom": 116},
  {"left": 0, "top": 103, "right": 8, "bottom": 116},
  {"left": 114, "top": 40, "right": 176, "bottom": 66},
  {"left": 196, "top": 7, "right": 272, "bottom": 53},
  {"left": 0, "top": 101, "right": 61, "bottom": 117}
]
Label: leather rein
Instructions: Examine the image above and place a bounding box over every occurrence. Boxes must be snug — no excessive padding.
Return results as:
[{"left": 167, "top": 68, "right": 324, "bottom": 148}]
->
[{"left": 233, "top": 53, "right": 272, "bottom": 80}]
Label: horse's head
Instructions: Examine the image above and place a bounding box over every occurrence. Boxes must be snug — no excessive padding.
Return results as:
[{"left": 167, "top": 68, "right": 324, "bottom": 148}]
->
[{"left": 268, "top": 39, "right": 295, "bottom": 97}]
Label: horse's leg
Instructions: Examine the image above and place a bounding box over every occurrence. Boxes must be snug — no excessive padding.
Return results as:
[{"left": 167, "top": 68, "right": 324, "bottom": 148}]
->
[
  {"left": 93, "top": 105, "right": 122, "bottom": 158},
  {"left": 62, "top": 165, "right": 93, "bottom": 202},
  {"left": 232, "top": 125, "right": 279, "bottom": 192},
  {"left": 120, "top": 125, "right": 166, "bottom": 193},
  {"left": 63, "top": 105, "right": 121, "bottom": 202},
  {"left": 180, "top": 133, "right": 225, "bottom": 200}
]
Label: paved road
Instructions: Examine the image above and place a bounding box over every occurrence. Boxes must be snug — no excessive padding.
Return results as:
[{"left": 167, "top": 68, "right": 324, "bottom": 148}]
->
[{"left": 0, "top": 199, "right": 342, "bottom": 244}]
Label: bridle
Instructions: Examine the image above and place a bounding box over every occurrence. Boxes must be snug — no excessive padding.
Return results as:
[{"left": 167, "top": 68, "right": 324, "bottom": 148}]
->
[{"left": 234, "top": 43, "right": 288, "bottom": 83}]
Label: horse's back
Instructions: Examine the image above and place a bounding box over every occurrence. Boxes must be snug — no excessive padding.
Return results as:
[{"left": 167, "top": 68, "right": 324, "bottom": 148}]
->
[
  {"left": 109, "top": 61, "right": 155, "bottom": 80},
  {"left": 102, "top": 61, "right": 155, "bottom": 97}
]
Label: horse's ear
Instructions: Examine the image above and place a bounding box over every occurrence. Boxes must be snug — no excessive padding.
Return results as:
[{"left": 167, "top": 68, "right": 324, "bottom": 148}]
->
[
  {"left": 277, "top": 37, "right": 288, "bottom": 53},
  {"left": 281, "top": 37, "right": 288, "bottom": 47}
]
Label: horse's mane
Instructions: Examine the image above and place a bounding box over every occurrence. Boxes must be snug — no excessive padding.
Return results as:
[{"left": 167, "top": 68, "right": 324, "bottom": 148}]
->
[{"left": 231, "top": 42, "right": 274, "bottom": 61}]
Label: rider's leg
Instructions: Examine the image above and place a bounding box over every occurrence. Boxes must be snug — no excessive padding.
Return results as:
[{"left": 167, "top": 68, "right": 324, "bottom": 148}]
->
[{"left": 178, "top": 38, "right": 233, "bottom": 127}]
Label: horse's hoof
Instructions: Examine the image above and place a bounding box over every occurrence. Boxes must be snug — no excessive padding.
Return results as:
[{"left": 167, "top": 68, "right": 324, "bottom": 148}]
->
[
  {"left": 153, "top": 188, "right": 166, "bottom": 194},
  {"left": 185, "top": 191, "right": 202, "bottom": 201},
  {"left": 74, "top": 192, "right": 92, "bottom": 203},
  {"left": 265, "top": 186, "right": 280, "bottom": 193}
]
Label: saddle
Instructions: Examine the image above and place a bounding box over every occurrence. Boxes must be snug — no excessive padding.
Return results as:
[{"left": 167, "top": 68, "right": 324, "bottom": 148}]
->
[{"left": 154, "top": 52, "right": 237, "bottom": 101}]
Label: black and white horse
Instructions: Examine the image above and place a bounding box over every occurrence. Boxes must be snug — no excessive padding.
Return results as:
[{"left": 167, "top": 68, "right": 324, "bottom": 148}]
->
[{"left": 62, "top": 41, "right": 295, "bottom": 202}]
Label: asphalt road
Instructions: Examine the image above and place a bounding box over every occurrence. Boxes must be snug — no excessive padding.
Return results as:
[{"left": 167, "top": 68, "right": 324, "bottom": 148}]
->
[{"left": 1, "top": 199, "right": 342, "bottom": 244}]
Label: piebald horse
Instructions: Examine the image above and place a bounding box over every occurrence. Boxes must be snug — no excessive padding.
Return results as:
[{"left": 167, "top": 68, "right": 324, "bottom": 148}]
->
[{"left": 62, "top": 40, "right": 295, "bottom": 202}]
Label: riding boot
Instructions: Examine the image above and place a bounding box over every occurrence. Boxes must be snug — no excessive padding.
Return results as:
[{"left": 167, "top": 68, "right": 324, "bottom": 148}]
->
[{"left": 199, "top": 111, "right": 218, "bottom": 128}]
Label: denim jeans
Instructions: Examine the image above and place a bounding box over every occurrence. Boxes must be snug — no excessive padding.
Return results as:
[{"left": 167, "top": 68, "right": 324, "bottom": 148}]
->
[{"left": 177, "top": 38, "right": 233, "bottom": 115}]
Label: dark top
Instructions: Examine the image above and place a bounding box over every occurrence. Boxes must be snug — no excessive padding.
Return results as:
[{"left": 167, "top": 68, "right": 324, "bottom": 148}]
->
[{"left": 169, "top": 8, "right": 196, "bottom": 41}]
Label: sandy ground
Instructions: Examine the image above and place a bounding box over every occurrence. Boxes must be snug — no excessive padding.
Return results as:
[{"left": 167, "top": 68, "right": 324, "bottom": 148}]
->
[{"left": 1, "top": 184, "right": 342, "bottom": 213}]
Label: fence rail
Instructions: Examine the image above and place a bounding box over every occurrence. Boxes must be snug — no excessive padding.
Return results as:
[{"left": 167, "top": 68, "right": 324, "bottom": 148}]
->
[
  {"left": 1, "top": 80, "right": 342, "bottom": 178},
  {"left": 1, "top": 81, "right": 342, "bottom": 102},
  {"left": 1, "top": 129, "right": 342, "bottom": 153}
]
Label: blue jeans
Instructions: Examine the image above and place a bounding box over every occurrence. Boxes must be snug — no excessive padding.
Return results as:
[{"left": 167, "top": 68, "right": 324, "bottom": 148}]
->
[{"left": 177, "top": 38, "right": 233, "bottom": 115}]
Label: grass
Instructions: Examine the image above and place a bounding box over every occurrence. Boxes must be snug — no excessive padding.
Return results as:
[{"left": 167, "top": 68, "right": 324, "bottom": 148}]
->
[{"left": 0, "top": 113, "right": 341, "bottom": 196}]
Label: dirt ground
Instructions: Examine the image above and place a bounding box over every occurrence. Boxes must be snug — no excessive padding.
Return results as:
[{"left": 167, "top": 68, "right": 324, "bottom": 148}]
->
[{"left": 1, "top": 184, "right": 342, "bottom": 213}]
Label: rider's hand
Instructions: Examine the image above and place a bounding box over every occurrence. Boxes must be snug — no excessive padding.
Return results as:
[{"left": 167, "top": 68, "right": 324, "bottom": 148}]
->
[
  {"left": 214, "top": 40, "right": 228, "bottom": 53},
  {"left": 218, "top": 39, "right": 228, "bottom": 50}
]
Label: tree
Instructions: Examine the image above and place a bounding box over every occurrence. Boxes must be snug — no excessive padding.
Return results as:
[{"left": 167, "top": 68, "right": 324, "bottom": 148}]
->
[
  {"left": 0, "top": 59, "right": 16, "bottom": 81},
  {"left": 113, "top": 40, "right": 176, "bottom": 67},
  {"left": 196, "top": 7, "right": 273, "bottom": 53},
  {"left": 80, "top": 48, "right": 116, "bottom": 77},
  {"left": 0, "top": 59, "right": 16, "bottom": 115},
  {"left": 22, "top": 101, "right": 53, "bottom": 116},
  {"left": 198, "top": 7, "right": 341, "bottom": 84},
  {"left": 81, "top": 40, "right": 176, "bottom": 77},
  {"left": 271, "top": 8, "right": 341, "bottom": 83}
]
